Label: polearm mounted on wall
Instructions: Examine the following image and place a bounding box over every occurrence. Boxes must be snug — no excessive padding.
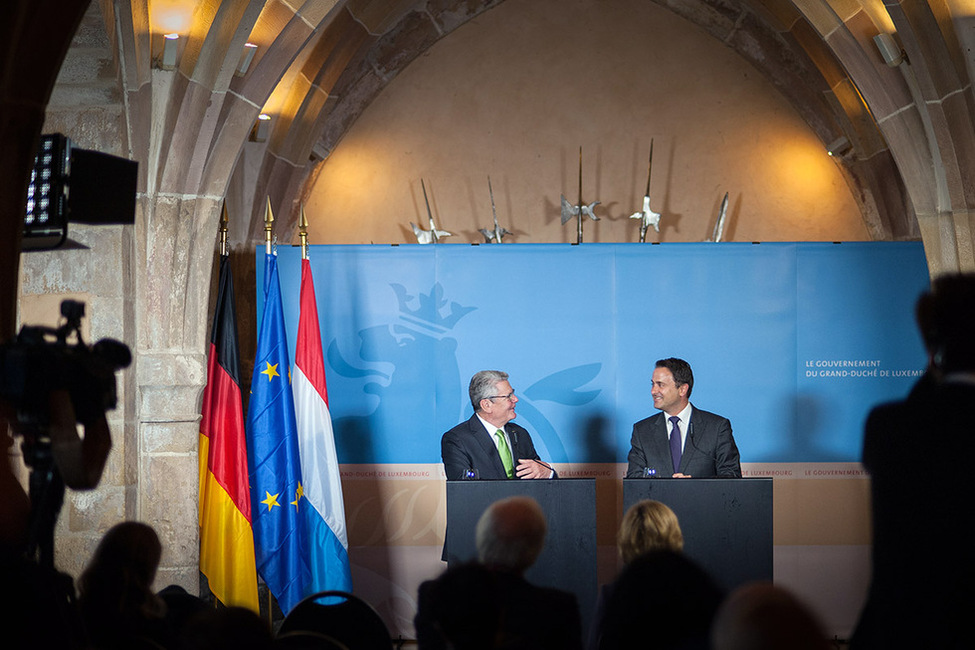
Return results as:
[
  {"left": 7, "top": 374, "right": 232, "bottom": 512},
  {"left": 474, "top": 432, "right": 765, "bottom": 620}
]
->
[
  {"left": 479, "top": 176, "right": 511, "bottom": 243},
  {"left": 411, "top": 179, "right": 452, "bottom": 244},
  {"left": 629, "top": 139, "right": 661, "bottom": 242},
  {"left": 560, "top": 146, "right": 600, "bottom": 244},
  {"left": 707, "top": 192, "right": 730, "bottom": 242}
]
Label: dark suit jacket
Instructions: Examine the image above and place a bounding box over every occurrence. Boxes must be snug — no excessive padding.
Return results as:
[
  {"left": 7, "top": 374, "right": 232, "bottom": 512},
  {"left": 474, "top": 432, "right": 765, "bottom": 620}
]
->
[
  {"left": 441, "top": 414, "right": 549, "bottom": 480},
  {"left": 850, "top": 379, "right": 974, "bottom": 649},
  {"left": 625, "top": 406, "right": 741, "bottom": 478},
  {"left": 415, "top": 566, "right": 583, "bottom": 650}
]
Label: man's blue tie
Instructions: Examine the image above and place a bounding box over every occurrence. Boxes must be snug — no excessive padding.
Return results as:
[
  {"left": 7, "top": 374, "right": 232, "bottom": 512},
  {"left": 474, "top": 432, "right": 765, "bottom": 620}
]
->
[{"left": 669, "top": 415, "right": 682, "bottom": 474}]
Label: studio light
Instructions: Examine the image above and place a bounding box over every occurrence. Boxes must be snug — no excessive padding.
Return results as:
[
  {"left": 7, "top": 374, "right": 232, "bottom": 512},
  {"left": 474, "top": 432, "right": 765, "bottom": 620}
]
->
[
  {"left": 22, "top": 134, "right": 138, "bottom": 251},
  {"left": 24, "top": 134, "right": 70, "bottom": 249}
]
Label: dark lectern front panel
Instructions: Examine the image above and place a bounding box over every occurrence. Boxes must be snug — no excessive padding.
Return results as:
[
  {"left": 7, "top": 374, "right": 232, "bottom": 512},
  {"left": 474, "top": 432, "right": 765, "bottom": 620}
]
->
[
  {"left": 446, "top": 479, "right": 597, "bottom": 634},
  {"left": 623, "top": 478, "right": 773, "bottom": 592}
]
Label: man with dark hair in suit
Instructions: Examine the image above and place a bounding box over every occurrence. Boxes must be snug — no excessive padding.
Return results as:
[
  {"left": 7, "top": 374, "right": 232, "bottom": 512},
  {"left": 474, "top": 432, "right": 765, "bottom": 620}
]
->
[
  {"left": 626, "top": 358, "right": 741, "bottom": 478},
  {"left": 851, "top": 274, "right": 975, "bottom": 649},
  {"left": 441, "top": 370, "right": 554, "bottom": 480}
]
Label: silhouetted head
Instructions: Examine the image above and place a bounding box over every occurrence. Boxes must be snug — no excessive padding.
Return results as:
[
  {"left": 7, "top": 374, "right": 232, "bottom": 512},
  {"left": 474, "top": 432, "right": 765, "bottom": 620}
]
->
[
  {"left": 917, "top": 273, "right": 975, "bottom": 374},
  {"left": 79, "top": 521, "right": 161, "bottom": 600},
  {"left": 617, "top": 499, "right": 684, "bottom": 564},
  {"left": 712, "top": 582, "right": 829, "bottom": 650},
  {"left": 475, "top": 496, "right": 546, "bottom": 574}
]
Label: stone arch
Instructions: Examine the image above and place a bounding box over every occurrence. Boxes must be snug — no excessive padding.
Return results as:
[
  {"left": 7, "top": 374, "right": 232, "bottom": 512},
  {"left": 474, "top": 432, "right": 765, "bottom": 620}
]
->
[{"left": 236, "top": 0, "right": 916, "bottom": 252}]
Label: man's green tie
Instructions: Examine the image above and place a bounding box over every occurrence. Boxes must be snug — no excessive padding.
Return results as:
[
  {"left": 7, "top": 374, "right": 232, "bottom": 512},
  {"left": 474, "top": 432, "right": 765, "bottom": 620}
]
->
[{"left": 495, "top": 429, "right": 514, "bottom": 478}]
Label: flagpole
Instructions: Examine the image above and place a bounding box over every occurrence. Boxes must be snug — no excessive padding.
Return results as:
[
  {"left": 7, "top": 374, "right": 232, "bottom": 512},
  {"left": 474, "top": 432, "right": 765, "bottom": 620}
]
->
[
  {"left": 264, "top": 197, "right": 274, "bottom": 255},
  {"left": 247, "top": 226, "right": 307, "bottom": 613},
  {"left": 294, "top": 235, "right": 354, "bottom": 593},
  {"left": 199, "top": 205, "right": 260, "bottom": 611}
]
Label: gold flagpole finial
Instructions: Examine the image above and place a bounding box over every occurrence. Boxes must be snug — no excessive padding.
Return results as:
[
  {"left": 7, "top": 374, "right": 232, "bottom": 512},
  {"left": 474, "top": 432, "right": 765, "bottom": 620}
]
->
[
  {"left": 219, "top": 202, "right": 229, "bottom": 257},
  {"left": 299, "top": 204, "right": 309, "bottom": 260},
  {"left": 263, "top": 196, "right": 274, "bottom": 254}
]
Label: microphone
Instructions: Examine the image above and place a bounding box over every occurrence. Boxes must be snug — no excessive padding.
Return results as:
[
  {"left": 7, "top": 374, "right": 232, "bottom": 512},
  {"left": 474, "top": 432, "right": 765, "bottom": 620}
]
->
[
  {"left": 508, "top": 427, "right": 554, "bottom": 476},
  {"left": 687, "top": 427, "right": 712, "bottom": 461},
  {"left": 687, "top": 426, "right": 734, "bottom": 477},
  {"left": 533, "top": 459, "right": 554, "bottom": 472}
]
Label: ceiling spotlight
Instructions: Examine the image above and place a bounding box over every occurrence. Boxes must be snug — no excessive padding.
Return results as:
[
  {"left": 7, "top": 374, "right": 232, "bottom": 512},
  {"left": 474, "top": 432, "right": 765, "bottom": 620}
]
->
[
  {"left": 874, "top": 33, "right": 905, "bottom": 67},
  {"left": 159, "top": 33, "right": 179, "bottom": 70},
  {"left": 827, "top": 136, "right": 852, "bottom": 157},
  {"left": 251, "top": 113, "right": 271, "bottom": 142},
  {"left": 236, "top": 42, "right": 258, "bottom": 76}
]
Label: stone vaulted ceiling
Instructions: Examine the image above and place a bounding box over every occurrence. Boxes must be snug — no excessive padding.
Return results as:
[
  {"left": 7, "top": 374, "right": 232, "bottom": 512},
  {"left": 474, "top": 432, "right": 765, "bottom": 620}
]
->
[{"left": 179, "top": 0, "right": 973, "bottom": 273}]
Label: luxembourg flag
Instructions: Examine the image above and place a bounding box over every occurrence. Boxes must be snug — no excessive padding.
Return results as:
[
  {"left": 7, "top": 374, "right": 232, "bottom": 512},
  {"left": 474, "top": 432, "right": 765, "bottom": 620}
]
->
[{"left": 293, "top": 257, "right": 353, "bottom": 592}]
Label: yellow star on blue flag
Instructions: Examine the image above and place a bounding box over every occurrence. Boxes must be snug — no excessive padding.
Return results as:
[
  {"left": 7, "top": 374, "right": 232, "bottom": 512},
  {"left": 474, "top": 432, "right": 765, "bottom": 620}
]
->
[
  {"left": 261, "top": 362, "right": 280, "bottom": 381},
  {"left": 261, "top": 491, "right": 281, "bottom": 511},
  {"left": 291, "top": 483, "right": 304, "bottom": 510}
]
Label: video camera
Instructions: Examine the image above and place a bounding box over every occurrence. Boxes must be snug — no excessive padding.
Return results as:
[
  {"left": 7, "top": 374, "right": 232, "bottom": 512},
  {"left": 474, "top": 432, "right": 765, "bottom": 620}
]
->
[
  {"left": 1, "top": 300, "right": 131, "bottom": 567},
  {"left": 0, "top": 299, "right": 131, "bottom": 433}
]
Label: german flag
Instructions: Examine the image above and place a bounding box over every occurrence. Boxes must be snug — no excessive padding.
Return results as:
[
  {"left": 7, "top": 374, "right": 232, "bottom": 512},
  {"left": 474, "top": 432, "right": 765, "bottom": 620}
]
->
[{"left": 198, "top": 254, "right": 258, "bottom": 610}]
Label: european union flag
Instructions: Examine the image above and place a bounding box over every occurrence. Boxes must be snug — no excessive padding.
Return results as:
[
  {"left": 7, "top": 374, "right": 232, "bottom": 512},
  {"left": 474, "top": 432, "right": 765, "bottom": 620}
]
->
[{"left": 246, "top": 251, "right": 310, "bottom": 614}]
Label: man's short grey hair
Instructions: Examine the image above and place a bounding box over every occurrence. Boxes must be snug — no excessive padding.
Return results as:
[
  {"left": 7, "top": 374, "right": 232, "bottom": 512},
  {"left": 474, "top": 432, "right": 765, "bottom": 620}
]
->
[
  {"left": 475, "top": 496, "right": 547, "bottom": 573},
  {"left": 469, "top": 370, "right": 509, "bottom": 412}
]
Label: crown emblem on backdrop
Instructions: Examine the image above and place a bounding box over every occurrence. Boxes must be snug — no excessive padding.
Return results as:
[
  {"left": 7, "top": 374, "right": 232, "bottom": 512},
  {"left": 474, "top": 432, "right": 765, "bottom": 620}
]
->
[{"left": 392, "top": 283, "right": 476, "bottom": 333}]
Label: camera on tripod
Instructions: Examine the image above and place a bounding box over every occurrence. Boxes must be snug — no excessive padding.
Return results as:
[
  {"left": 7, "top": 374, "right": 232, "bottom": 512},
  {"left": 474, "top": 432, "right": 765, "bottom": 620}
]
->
[
  {"left": 1, "top": 300, "right": 131, "bottom": 566},
  {"left": 0, "top": 299, "right": 131, "bottom": 433}
]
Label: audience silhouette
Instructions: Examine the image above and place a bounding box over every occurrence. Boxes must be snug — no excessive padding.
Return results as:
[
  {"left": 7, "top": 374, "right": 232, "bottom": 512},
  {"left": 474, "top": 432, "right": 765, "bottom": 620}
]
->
[
  {"left": 181, "top": 605, "right": 273, "bottom": 650},
  {"left": 616, "top": 499, "right": 684, "bottom": 563},
  {"left": 597, "top": 549, "right": 724, "bottom": 650},
  {"left": 712, "top": 582, "right": 829, "bottom": 650},
  {"left": 851, "top": 273, "right": 975, "bottom": 649},
  {"left": 588, "top": 499, "right": 685, "bottom": 650},
  {"left": 415, "top": 496, "right": 583, "bottom": 650},
  {"left": 77, "top": 521, "right": 174, "bottom": 648}
]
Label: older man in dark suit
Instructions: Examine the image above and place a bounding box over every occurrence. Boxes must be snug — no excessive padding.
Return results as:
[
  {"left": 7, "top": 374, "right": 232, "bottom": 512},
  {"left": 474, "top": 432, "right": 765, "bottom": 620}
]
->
[
  {"left": 441, "top": 370, "right": 554, "bottom": 480},
  {"left": 415, "top": 496, "right": 583, "bottom": 650},
  {"left": 626, "top": 358, "right": 741, "bottom": 478}
]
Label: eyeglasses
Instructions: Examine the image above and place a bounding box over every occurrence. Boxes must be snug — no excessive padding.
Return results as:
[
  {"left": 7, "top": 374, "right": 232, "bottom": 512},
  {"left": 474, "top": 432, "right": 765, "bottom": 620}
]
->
[{"left": 486, "top": 392, "right": 516, "bottom": 402}]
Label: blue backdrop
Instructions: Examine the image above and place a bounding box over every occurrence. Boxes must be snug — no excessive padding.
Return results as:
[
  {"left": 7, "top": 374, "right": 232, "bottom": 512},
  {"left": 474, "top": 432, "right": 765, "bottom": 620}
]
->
[{"left": 257, "top": 242, "right": 929, "bottom": 465}]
